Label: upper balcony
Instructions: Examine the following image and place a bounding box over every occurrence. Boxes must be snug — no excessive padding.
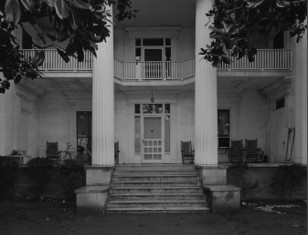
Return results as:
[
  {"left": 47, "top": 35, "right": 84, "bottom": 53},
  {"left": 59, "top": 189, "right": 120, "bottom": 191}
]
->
[{"left": 22, "top": 48, "right": 292, "bottom": 82}]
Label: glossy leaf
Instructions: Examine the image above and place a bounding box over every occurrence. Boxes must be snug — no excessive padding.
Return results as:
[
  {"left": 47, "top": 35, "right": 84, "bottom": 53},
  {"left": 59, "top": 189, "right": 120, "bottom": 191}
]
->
[
  {"left": 42, "top": 0, "right": 55, "bottom": 7},
  {"left": 54, "top": 0, "right": 69, "bottom": 20},
  {"left": 5, "top": 0, "right": 21, "bottom": 25},
  {"left": 57, "top": 48, "right": 70, "bottom": 63},
  {"left": 72, "top": 0, "right": 92, "bottom": 9},
  {"left": 20, "top": 0, "right": 35, "bottom": 12},
  {"left": 31, "top": 51, "right": 45, "bottom": 67}
]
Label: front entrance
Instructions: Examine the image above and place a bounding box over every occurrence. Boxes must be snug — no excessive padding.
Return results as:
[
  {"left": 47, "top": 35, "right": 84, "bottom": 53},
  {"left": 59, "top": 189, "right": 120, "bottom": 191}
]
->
[
  {"left": 134, "top": 103, "right": 171, "bottom": 163},
  {"left": 143, "top": 116, "right": 163, "bottom": 162}
]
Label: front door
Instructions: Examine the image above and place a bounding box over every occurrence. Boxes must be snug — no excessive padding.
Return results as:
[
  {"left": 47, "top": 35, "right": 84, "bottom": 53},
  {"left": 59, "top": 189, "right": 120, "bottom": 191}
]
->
[{"left": 142, "top": 116, "right": 163, "bottom": 162}]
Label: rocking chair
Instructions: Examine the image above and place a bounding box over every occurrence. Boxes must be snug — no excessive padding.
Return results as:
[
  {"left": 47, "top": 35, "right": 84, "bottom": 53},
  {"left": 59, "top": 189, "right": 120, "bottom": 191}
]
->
[
  {"left": 181, "top": 141, "right": 194, "bottom": 164},
  {"left": 228, "top": 140, "right": 244, "bottom": 162},
  {"left": 46, "top": 141, "right": 61, "bottom": 164},
  {"left": 245, "top": 139, "right": 265, "bottom": 163}
]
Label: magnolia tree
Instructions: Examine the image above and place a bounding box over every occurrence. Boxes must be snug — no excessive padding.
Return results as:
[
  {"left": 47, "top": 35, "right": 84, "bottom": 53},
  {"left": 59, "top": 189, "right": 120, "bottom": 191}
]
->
[
  {"left": 0, "top": 0, "right": 136, "bottom": 93},
  {"left": 0, "top": 0, "right": 307, "bottom": 93},
  {"left": 201, "top": 0, "right": 307, "bottom": 66}
]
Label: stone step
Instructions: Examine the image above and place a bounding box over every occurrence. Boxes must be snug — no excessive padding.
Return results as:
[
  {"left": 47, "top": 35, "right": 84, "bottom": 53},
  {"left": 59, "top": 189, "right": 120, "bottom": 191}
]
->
[
  {"left": 110, "top": 186, "right": 203, "bottom": 194},
  {"left": 112, "top": 175, "right": 200, "bottom": 182},
  {"left": 111, "top": 180, "right": 201, "bottom": 187},
  {"left": 107, "top": 200, "right": 207, "bottom": 208},
  {"left": 113, "top": 171, "right": 198, "bottom": 176},
  {"left": 109, "top": 193, "right": 205, "bottom": 201},
  {"left": 106, "top": 207, "right": 210, "bottom": 214},
  {"left": 115, "top": 164, "right": 195, "bottom": 171}
]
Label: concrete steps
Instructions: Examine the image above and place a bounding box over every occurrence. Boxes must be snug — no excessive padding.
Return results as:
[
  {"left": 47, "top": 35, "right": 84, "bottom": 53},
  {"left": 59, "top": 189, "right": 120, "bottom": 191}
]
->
[{"left": 106, "top": 164, "right": 209, "bottom": 214}]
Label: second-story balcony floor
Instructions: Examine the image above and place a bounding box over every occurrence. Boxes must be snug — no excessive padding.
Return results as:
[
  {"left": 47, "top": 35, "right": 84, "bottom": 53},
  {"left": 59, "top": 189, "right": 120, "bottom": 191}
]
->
[{"left": 21, "top": 48, "right": 293, "bottom": 96}]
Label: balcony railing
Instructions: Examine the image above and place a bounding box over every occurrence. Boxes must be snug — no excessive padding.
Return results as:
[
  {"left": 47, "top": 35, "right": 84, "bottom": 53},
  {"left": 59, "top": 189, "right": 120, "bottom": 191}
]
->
[
  {"left": 219, "top": 49, "right": 292, "bottom": 70},
  {"left": 21, "top": 49, "right": 292, "bottom": 79},
  {"left": 22, "top": 49, "right": 93, "bottom": 71},
  {"left": 114, "top": 56, "right": 195, "bottom": 80}
]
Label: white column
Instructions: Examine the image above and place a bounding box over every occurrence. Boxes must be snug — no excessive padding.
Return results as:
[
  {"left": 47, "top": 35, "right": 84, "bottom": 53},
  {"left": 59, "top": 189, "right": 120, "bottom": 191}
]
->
[
  {"left": 195, "top": 0, "right": 218, "bottom": 165},
  {"left": 294, "top": 33, "right": 307, "bottom": 164},
  {"left": 92, "top": 7, "right": 114, "bottom": 166}
]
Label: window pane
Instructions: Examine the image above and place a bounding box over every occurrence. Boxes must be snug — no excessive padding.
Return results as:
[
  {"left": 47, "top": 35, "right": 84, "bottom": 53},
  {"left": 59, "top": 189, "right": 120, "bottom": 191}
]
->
[
  {"left": 142, "top": 104, "right": 153, "bottom": 114},
  {"left": 218, "top": 110, "right": 230, "bottom": 136},
  {"left": 165, "top": 116, "right": 170, "bottom": 152},
  {"left": 165, "top": 38, "right": 171, "bottom": 46},
  {"left": 165, "top": 104, "right": 170, "bottom": 113},
  {"left": 135, "top": 38, "right": 141, "bottom": 46},
  {"left": 219, "top": 137, "right": 230, "bottom": 148},
  {"left": 135, "top": 48, "right": 141, "bottom": 57},
  {"left": 143, "top": 38, "right": 164, "bottom": 46},
  {"left": 154, "top": 104, "right": 163, "bottom": 114},
  {"left": 165, "top": 47, "right": 171, "bottom": 61},
  {"left": 218, "top": 109, "right": 230, "bottom": 148},
  {"left": 135, "top": 104, "right": 140, "bottom": 114},
  {"left": 135, "top": 116, "right": 141, "bottom": 153},
  {"left": 276, "top": 98, "right": 285, "bottom": 110}
]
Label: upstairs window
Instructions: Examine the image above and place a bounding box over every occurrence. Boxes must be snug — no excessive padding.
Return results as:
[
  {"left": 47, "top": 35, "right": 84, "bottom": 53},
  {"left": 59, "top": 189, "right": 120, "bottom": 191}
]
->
[{"left": 275, "top": 98, "right": 285, "bottom": 110}]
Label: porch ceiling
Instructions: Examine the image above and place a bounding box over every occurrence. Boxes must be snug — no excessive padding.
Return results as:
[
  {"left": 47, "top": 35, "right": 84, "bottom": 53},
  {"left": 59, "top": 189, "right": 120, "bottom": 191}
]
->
[
  {"left": 19, "top": 74, "right": 287, "bottom": 99},
  {"left": 114, "top": 0, "right": 196, "bottom": 28}
]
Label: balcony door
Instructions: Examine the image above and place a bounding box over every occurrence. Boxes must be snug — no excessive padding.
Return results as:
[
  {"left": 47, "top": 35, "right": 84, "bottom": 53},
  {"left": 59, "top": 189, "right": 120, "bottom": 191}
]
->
[{"left": 143, "top": 48, "right": 163, "bottom": 78}]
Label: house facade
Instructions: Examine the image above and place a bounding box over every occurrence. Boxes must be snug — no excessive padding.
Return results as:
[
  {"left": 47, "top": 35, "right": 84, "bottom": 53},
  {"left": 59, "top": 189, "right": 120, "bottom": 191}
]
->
[{"left": 0, "top": 0, "right": 307, "bottom": 190}]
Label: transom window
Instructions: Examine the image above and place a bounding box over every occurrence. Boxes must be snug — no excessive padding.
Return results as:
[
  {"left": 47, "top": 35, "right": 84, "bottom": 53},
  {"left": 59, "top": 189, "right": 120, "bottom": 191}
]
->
[{"left": 135, "top": 104, "right": 170, "bottom": 114}]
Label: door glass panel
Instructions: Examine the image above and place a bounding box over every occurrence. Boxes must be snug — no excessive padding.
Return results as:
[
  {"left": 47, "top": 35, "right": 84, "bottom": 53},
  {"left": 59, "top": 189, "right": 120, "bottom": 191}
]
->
[
  {"left": 135, "top": 116, "right": 141, "bottom": 153},
  {"left": 165, "top": 116, "right": 170, "bottom": 152},
  {"left": 144, "top": 117, "right": 161, "bottom": 139}
]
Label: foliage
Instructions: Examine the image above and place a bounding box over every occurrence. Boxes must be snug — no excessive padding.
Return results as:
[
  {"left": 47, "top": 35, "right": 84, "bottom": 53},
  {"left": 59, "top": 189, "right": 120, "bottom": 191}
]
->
[
  {"left": 60, "top": 159, "right": 85, "bottom": 202},
  {"left": 201, "top": 0, "right": 307, "bottom": 67},
  {"left": 228, "top": 162, "right": 259, "bottom": 201},
  {"left": 0, "top": 0, "right": 136, "bottom": 93},
  {"left": 0, "top": 156, "right": 18, "bottom": 200},
  {"left": 27, "top": 157, "right": 54, "bottom": 200},
  {"left": 270, "top": 164, "right": 306, "bottom": 200}
]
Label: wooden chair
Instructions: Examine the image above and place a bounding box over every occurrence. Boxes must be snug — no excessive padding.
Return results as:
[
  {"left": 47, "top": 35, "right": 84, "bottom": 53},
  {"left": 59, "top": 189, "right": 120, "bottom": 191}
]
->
[
  {"left": 228, "top": 140, "right": 244, "bottom": 162},
  {"left": 181, "top": 141, "right": 194, "bottom": 164},
  {"left": 114, "top": 141, "right": 120, "bottom": 164},
  {"left": 46, "top": 141, "right": 61, "bottom": 164},
  {"left": 245, "top": 139, "right": 265, "bottom": 162}
]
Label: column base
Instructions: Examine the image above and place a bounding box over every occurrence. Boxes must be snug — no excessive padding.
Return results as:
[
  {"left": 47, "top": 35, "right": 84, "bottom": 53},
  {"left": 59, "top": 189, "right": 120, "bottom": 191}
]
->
[
  {"left": 76, "top": 166, "right": 114, "bottom": 215},
  {"left": 85, "top": 166, "right": 114, "bottom": 185},
  {"left": 195, "top": 165, "right": 227, "bottom": 185},
  {"left": 75, "top": 186, "right": 110, "bottom": 215},
  {"left": 203, "top": 185, "right": 241, "bottom": 213}
]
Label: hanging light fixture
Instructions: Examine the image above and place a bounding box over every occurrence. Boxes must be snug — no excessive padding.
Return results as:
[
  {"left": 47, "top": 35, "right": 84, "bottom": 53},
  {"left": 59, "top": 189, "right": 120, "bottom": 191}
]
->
[{"left": 151, "top": 88, "right": 155, "bottom": 103}]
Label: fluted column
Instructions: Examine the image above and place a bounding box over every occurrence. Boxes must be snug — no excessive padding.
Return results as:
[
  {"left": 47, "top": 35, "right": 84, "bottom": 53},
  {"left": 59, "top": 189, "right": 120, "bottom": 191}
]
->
[
  {"left": 92, "top": 7, "right": 114, "bottom": 166},
  {"left": 294, "top": 32, "right": 307, "bottom": 164},
  {"left": 195, "top": 0, "right": 218, "bottom": 165}
]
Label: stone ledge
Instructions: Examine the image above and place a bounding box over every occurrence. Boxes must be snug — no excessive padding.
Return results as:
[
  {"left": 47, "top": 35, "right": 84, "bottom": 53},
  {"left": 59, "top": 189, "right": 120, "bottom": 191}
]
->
[
  {"left": 195, "top": 165, "right": 228, "bottom": 169},
  {"left": 75, "top": 185, "right": 110, "bottom": 194},
  {"left": 203, "top": 185, "right": 241, "bottom": 192}
]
